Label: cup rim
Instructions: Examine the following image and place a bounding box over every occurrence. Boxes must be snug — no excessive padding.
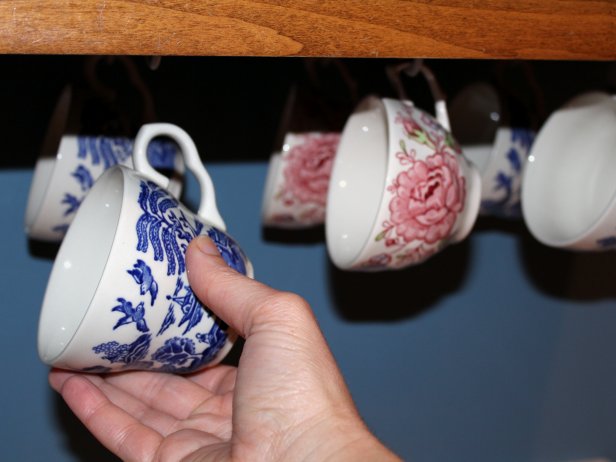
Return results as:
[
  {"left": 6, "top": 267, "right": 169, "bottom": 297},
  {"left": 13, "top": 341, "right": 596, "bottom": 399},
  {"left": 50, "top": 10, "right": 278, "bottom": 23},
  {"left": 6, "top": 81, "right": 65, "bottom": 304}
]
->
[{"left": 38, "top": 165, "right": 125, "bottom": 364}]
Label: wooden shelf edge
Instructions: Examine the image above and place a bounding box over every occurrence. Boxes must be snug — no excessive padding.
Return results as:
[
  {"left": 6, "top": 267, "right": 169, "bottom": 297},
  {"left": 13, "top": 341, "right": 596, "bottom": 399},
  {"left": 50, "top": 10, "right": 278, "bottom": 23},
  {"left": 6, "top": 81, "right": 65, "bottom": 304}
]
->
[{"left": 0, "top": 1, "right": 614, "bottom": 60}]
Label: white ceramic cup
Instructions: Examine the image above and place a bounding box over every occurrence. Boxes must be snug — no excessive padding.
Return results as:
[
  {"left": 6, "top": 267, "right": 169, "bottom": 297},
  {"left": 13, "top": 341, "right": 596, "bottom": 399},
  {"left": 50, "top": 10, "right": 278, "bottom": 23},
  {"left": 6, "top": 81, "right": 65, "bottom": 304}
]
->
[
  {"left": 261, "top": 131, "right": 340, "bottom": 228},
  {"left": 25, "top": 135, "right": 184, "bottom": 242},
  {"left": 37, "top": 123, "right": 252, "bottom": 373},
  {"left": 521, "top": 92, "right": 616, "bottom": 250},
  {"left": 25, "top": 86, "right": 184, "bottom": 242},
  {"left": 326, "top": 96, "right": 481, "bottom": 271},
  {"left": 463, "top": 127, "right": 535, "bottom": 218}
]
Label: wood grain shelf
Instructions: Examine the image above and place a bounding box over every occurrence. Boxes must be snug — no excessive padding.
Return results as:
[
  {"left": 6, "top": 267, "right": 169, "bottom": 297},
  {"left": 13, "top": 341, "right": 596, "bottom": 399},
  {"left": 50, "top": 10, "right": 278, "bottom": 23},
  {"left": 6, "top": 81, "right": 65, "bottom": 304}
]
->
[{"left": 0, "top": 1, "right": 614, "bottom": 60}]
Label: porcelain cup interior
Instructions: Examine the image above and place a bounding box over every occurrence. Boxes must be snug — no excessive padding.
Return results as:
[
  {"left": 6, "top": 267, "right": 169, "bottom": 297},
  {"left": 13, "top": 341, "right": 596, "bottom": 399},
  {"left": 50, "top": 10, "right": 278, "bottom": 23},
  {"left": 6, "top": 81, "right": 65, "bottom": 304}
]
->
[
  {"left": 521, "top": 92, "right": 616, "bottom": 248},
  {"left": 38, "top": 166, "right": 124, "bottom": 363},
  {"left": 261, "top": 152, "right": 283, "bottom": 218},
  {"left": 326, "top": 97, "right": 388, "bottom": 268}
]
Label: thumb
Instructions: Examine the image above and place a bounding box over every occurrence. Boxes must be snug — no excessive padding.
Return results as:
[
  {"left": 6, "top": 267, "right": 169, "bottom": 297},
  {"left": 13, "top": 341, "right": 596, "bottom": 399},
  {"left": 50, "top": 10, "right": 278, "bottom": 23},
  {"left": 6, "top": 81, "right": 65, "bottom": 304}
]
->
[{"left": 186, "top": 235, "right": 313, "bottom": 338}]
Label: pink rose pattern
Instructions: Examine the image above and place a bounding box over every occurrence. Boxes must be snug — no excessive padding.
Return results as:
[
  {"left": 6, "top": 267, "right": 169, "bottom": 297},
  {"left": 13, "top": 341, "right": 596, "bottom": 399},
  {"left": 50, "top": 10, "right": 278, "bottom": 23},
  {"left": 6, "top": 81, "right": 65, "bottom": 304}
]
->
[
  {"left": 355, "top": 106, "right": 466, "bottom": 270},
  {"left": 271, "top": 132, "right": 340, "bottom": 226}
]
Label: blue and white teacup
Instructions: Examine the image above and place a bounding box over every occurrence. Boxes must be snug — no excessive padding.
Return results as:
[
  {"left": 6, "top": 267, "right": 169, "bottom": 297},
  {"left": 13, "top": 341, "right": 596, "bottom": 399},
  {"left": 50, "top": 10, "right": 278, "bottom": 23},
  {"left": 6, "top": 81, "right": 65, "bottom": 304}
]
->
[
  {"left": 463, "top": 127, "right": 535, "bottom": 218},
  {"left": 37, "top": 123, "right": 252, "bottom": 373},
  {"left": 25, "top": 133, "right": 184, "bottom": 242}
]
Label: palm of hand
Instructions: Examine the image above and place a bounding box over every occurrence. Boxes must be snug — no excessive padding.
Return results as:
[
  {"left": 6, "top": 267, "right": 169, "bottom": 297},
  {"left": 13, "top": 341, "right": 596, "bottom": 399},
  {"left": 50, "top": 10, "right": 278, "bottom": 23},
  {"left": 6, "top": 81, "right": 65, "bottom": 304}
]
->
[
  {"left": 51, "top": 363, "right": 239, "bottom": 461},
  {"left": 49, "top": 239, "right": 396, "bottom": 462},
  {"left": 50, "top": 329, "right": 346, "bottom": 462}
]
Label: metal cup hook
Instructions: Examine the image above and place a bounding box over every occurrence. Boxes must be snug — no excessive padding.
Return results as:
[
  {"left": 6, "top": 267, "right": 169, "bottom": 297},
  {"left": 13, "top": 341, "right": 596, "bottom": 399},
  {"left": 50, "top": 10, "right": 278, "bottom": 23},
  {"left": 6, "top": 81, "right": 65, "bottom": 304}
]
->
[{"left": 386, "top": 60, "right": 450, "bottom": 131}]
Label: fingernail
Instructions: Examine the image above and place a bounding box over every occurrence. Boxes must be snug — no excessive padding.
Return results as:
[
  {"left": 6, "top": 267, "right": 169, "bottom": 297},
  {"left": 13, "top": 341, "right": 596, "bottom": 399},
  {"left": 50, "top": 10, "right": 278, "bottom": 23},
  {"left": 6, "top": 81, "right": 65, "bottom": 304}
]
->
[{"left": 193, "top": 235, "right": 220, "bottom": 256}]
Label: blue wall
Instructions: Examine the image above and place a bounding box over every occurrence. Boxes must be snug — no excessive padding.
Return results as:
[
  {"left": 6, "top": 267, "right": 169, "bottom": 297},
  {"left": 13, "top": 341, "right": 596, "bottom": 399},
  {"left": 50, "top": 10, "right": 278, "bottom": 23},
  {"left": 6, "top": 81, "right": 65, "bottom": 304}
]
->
[{"left": 1, "top": 164, "right": 615, "bottom": 461}]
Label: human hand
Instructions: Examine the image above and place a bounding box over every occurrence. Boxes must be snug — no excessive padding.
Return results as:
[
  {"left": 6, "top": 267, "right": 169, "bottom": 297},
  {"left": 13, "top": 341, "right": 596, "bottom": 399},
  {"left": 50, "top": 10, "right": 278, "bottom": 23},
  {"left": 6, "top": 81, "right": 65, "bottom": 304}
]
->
[{"left": 49, "top": 235, "right": 400, "bottom": 462}]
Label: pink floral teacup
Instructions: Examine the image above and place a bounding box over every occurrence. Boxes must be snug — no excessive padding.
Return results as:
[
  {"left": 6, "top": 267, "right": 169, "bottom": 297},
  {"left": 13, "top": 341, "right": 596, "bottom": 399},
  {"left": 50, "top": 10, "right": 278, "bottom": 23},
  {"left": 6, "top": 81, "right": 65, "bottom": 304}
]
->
[
  {"left": 326, "top": 96, "right": 481, "bottom": 271},
  {"left": 261, "top": 132, "right": 340, "bottom": 228}
]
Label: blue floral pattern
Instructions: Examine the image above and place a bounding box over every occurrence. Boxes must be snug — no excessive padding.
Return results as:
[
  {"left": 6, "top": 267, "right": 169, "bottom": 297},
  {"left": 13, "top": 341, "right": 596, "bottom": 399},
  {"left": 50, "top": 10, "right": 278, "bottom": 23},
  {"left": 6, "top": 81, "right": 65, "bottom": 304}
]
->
[
  {"left": 127, "top": 259, "right": 159, "bottom": 305},
  {"left": 77, "top": 136, "right": 177, "bottom": 171},
  {"left": 159, "top": 279, "right": 204, "bottom": 336},
  {"left": 135, "top": 180, "right": 203, "bottom": 276},
  {"left": 511, "top": 129, "right": 534, "bottom": 151},
  {"left": 597, "top": 235, "right": 616, "bottom": 249},
  {"left": 152, "top": 337, "right": 200, "bottom": 367},
  {"left": 481, "top": 128, "right": 535, "bottom": 218},
  {"left": 152, "top": 322, "right": 229, "bottom": 373},
  {"left": 60, "top": 192, "right": 83, "bottom": 217},
  {"left": 207, "top": 227, "right": 247, "bottom": 274},
  {"left": 72, "top": 165, "right": 94, "bottom": 191},
  {"left": 78, "top": 137, "right": 132, "bottom": 169},
  {"left": 93, "top": 333, "right": 151, "bottom": 366},
  {"left": 54, "top": 136, "right": 179, "bottom": 233},
  {"left": 90, "top": 179, "right": 248, "bottom": 373},
  {"left": 112, "top": 298, "right": 149, "bottom": 332}
]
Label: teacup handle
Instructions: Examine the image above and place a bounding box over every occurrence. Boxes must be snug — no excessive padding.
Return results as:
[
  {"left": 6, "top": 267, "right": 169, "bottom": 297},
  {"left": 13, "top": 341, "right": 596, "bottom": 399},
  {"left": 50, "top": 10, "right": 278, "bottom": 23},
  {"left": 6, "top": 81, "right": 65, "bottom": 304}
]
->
[{"left": 133, "top": 123, "right": 227, "bottom": 231}]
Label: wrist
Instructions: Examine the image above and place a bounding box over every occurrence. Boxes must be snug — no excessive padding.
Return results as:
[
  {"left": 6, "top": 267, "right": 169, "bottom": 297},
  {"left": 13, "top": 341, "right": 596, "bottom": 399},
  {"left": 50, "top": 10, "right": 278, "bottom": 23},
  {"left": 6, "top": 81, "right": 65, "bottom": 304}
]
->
[
  {"left": 320, "top": 432, "right": 401, "bottom": 462},
  {"left": 284, "top": 413, "right": 402, "bottom": 462}
]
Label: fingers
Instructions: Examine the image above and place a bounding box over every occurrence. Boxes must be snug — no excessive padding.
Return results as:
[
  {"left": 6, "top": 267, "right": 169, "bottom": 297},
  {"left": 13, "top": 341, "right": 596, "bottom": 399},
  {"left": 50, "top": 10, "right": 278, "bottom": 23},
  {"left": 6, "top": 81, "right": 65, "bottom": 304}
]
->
[
  {"left": 51, "top": 368, "right": 234, "bottom": 428},
  {"left": 186, "top": 236, "right": 317, "bottom": 338},
  {"left": 104, "top": 370, "right": 232, "bottom": 419},
  {"left": 49, "top": 368, "right": 77, "bottom": 391},
  {"left": 52, "top": 371, "right": 163, "bottom": 462},
  {"left": 52, "top": 370, "right": 178, "bottom": 434}
]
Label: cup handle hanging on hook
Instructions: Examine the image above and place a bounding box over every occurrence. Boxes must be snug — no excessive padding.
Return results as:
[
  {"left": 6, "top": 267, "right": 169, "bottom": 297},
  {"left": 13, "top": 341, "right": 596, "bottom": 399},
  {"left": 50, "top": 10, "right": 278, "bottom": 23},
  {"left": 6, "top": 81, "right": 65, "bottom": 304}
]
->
[
  {"left": 386, "top": 60, "right": 451, "bottom": 132},
  {"left": 494, "top": 61, "right": 546, "bottom": 131},
  {"left": 272, "top": 83, "right": 299, "bottom": 151},
  {"left": 301, "top": 58, "right": 361, "bottom": 131}
]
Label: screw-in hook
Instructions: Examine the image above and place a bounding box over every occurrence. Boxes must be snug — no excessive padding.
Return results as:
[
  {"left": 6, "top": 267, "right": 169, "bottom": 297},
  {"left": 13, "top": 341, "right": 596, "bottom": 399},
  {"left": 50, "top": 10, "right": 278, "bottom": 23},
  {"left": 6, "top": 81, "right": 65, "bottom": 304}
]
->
[{"left": 146, "top": 56, "right": 162, "bottom": 71}]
